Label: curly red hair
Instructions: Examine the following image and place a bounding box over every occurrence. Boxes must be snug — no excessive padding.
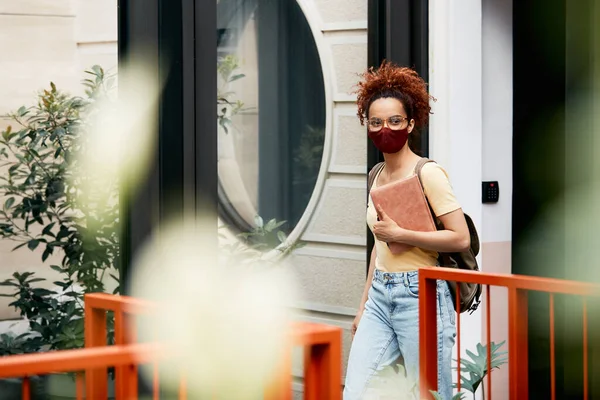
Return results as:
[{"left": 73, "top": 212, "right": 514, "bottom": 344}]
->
[{"left": 355, "top": 60, "right": 435, "bottom": 128}]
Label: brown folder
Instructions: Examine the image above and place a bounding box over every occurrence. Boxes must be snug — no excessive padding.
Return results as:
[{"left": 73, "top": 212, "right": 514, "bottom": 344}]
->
[{"left": 370, "top": 174, "right": 436, "bottom": 255}]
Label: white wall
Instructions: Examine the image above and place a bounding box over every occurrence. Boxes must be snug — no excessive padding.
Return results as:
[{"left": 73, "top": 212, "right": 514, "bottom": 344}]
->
[
  {"left": 429, "top": 1, "right": 484, "bottom": 396},
  {"left": 481, "top": 0, "right": 513, "bottom": 398},
  {"left": 482, "top": 0, "right": 512, "bottom": 245},
  {"left": 429, "top": 0, "right": 513, "bottom": 398}
]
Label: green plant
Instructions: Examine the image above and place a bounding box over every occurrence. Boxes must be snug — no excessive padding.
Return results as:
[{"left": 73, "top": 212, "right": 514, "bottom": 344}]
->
[
  {"left": 0, "top": 66, "right": 119, "bottom": 353},
  {"left": 219, "top": 215, "right": 303, "bottom": 268},
  {"left": 0, "top": 332, "right": 29, "bottom": 356},
  {"left": 431, "top": 341, "right": 508, "bottom": 400},
  {"left": 293, "top": 125, "right": 325, "bottom": 180},
  {"left": 0, "top": 272, "right": 82, "bottom": 352},
  {"left": 455, "top": 341, "right": 508, "bottom": 398},
  {"left": 217, "top": 54, "right": 248, "bottom": 134},
  {"left": 0, "top": 66, "right": 119, "bottom": 294}
]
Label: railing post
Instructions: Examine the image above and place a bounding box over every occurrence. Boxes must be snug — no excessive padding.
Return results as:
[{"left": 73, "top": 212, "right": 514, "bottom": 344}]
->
[
  {"left": 419, "top": 272, "right": 438, "bottom": 397},
  {"left": 21, "top": 376, "right": 30, "bottom": 400},
  {"left": 508, "top": 288, "right": 528, "bottom": 399},
  {"left": 84, "top": 298, "right": 108, "bottom": 399},
  {"left": 115, "top": 311, "right": 138, "bottom": 399},
  {"left": 303, "top": 331, "right": 342, "bottom": 400}
]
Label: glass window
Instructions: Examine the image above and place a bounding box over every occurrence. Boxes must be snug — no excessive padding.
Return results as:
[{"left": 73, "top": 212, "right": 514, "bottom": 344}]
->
[{"left": 217, "top": 0, "right": 326, "bottom": 240}]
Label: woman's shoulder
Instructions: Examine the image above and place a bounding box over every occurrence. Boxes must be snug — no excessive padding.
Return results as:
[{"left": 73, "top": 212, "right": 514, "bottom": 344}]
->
[
  {"left": 419, "top": 159, "right": 450, "bottom": 180},
  {"left": 418, "top": 159, "right": 460, "bottom": 215}
]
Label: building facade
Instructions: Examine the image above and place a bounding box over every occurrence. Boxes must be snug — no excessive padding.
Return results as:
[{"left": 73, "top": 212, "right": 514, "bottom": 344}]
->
[{"left": 3, "top": 0, "right": 599, "bottom": 397}]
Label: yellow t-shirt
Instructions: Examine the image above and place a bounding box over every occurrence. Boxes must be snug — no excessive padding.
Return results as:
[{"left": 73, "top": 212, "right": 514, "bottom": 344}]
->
[{"left": 366, "top": 162, "right": 461, "bottom": 273}]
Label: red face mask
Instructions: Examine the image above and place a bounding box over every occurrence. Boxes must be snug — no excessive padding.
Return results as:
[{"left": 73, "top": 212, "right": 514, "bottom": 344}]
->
[{"left": 368, "top": 126, "right": 409, "bottom": 154}]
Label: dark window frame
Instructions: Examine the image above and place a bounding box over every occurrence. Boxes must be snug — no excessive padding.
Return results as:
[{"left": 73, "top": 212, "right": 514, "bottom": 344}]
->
[
  {"left": 118, "top": 0, "right": 217, "bottom": 293},
  {"left": 366, "top": 0, "right": 429, "bottom": 276}
]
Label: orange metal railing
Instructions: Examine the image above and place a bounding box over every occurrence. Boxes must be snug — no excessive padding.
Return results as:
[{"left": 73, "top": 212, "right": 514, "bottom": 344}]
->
[
  {"left": 418, "top": 267, "right": 600, "bottom": 400},
  {"left": 83, "top": 292, "right": 157, "bottom": 398},
  {"left": 0, "top": 343, "right": 168, "bottom": 400},
  {"left": 0, "top": 293, "right": 342, "bottom": 400}
]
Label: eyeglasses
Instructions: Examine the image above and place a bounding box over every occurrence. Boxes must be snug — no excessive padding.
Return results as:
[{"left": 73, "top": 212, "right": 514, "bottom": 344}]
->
[{"left": 367, "top": 115, "right": 408, "bottom": 131}]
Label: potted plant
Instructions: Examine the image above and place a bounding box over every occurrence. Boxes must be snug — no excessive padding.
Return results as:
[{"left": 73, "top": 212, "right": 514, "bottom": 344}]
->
[{"left": 0, "top": 66, "right": 119, "bottom": 399}]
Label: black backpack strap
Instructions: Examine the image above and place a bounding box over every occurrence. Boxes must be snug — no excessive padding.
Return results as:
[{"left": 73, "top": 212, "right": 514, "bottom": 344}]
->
[{"left": 367, "top": 162, "right": 385, "bottom": 195}]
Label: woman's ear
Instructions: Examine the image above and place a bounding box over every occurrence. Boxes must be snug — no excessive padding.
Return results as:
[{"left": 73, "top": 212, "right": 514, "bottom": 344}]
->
[{"left": 408, "top": 119, "right": 416, "bottom": 134}]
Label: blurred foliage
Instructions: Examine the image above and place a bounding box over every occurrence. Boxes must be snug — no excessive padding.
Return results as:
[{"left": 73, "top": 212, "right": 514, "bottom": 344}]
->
[{"left": 367, "top": 363, "right": 418, "bottom": 399}]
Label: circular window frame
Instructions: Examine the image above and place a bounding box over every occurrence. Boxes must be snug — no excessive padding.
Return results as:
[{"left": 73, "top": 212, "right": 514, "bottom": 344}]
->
[{"left": 216, "top": 0, "right": 334, "bottom": 260}]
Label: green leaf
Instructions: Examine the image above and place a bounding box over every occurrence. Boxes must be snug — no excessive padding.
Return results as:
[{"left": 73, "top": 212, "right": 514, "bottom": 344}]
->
[
  {"left": 42, "top": 222, "right": 56, "bottom": 236},
  {"left": 453, "top": 340, "right": 508, "bottom": 394},
  {"left": 91, "top": 65, "right": 103, "bottom": 76},
  {"left": 264, "top": 219, "right": 277, "bottom": 232},
  {"left": 4, "top": 197, "right": 15, "bottom": 210},
  {"left": 32, "top": 288, "right": 54, "bottom": 297},
  {"left": 27, "top": 239, "right": 40, "bottom": 251},
  {"left": 12, "top": 242, "right": 28, "bottom": 251},
  {"left": 277, "top": 231, "right": 287, "bottom": 243},
  {"left": 50, "top": 265, "right": 63, "bottom": 273},
  {"left": 229, "top": 73, "right": 246, "bottom": 83},
  {"left": 254, "top": 215, "right": 264, "bottom": 228},
  {"left": 53, "top": 281, "right": 69, "bottom": 289},
  {"left": 430, "top": 390, "right": 443, "bottom": 400},
  {"left": 42, "top": 246, "right": 53, "bottom": 262}
]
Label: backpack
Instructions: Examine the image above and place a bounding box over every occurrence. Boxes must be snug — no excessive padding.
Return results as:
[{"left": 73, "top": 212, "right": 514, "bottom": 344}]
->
[{"left": 367, "top": 158, "right": 482, "bottom": 314}]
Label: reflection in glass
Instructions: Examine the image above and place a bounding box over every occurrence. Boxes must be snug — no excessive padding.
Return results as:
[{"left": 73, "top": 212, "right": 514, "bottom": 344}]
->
[{"left": 217, "top": 0, "right": 326, "bottom": 238}]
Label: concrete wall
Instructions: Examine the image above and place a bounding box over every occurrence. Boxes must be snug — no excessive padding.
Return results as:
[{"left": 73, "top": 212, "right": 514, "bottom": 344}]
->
[
  {"left": 287, "top": 0, "right": 368, "bottom": 393},
  {"left": 0, "top": 0, "right": 118, "bottom": 320}
]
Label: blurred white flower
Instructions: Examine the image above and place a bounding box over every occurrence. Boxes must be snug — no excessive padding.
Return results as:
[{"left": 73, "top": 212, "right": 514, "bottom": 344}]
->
[
  {"left": 129, "top": 215, "right": 298, "bottom": 398},
  {"left": 75, "top": 60, "right": 160, "bottom": 204}
]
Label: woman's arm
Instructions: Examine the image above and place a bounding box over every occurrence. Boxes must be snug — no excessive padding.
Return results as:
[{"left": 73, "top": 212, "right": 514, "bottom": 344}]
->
[
  {"left": 373, "top": 205, "right": 470, "bottom": 253},
  {"left": 352, "top": 246, "right": 376, "bottom": 337},
  {"left": 359, "top": 247, "right": 377, "bottom": 311}
]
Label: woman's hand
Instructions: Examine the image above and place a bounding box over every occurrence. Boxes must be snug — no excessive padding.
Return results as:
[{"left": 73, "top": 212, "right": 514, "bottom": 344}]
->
[
  {"left": 372, "top": 205, "right": 406, "bottom": 243},
  {"left": 351, "top": 309, "right": 364, "bottom": 338}
]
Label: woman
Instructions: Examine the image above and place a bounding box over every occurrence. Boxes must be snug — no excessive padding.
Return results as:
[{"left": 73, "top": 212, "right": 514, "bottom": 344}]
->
[{"left": 343, "top": 61, "right": 470, "bottom": 400}]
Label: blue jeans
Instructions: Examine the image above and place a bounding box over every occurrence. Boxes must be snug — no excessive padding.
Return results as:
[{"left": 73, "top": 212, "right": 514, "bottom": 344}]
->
[{"left": 344, "top": 270, "right": 456, "bottom": 400}]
